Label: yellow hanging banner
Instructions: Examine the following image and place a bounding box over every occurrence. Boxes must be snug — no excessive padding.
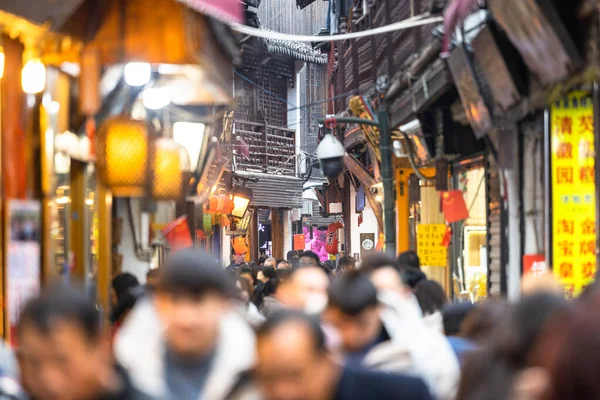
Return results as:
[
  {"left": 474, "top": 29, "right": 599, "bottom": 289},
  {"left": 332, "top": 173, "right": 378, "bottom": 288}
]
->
[
  {"left": 551, "top": 91, "right": 597, "bottom": 298},
  {"left": 417, "top": 224, "right": 447, "bottom": 267}
]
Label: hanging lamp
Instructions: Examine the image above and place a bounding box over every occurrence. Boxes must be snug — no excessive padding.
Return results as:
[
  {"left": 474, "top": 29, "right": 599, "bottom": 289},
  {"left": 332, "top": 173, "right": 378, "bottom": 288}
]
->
[
  {"left": 152, "top": 138, "right": 191, "bottom": 200},
  {"left": 97, "top": 117, "right": 149, "bottom": 197}
]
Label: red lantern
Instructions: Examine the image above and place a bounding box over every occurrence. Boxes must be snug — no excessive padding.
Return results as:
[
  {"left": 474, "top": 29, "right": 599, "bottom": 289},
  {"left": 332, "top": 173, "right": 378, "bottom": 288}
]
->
[{"left": 326, "top": 222, "right": 344, "bottom": 255}]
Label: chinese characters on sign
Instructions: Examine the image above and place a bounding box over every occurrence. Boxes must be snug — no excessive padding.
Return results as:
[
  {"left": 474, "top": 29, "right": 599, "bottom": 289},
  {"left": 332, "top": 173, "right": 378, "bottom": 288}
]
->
[
  {"left": 551, "top": 92, "right": 597, "bottom": 298},
  {"left": 417, "top": 224, "right": 448, "bottom": 267}
]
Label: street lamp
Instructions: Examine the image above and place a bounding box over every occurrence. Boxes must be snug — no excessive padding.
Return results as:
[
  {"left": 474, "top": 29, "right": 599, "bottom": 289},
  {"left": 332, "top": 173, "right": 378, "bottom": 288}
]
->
[
  {"left": 230, "top": 185, "right": 253, "bottom": 218},
  {"left": 22, "top": 58, "right": 46, "bottom": 94},
  {"left": 124, "top": 62, "right": 151, "bottom": 87}
]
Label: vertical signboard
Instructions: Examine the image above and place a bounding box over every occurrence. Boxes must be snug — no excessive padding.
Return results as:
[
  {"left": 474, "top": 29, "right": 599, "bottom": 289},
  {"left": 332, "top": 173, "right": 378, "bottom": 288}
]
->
[
  {"left": 417, "top": 224, "right": 448, "bottom": 267},
  {"left": 551, "top": 92, "right": 597, "bottom": 298},
  {"left": 7, "top": 200, "right": 41, "bottom": 343}
]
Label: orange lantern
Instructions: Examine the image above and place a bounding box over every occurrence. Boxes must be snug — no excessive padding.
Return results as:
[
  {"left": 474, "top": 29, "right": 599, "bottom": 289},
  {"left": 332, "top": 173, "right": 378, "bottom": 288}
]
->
[
  {"left": 162, "top": 216, "right": 193, "bottom": 253},
  {"left": 232, "top": 236, "right": 248, "bottom": 255},
  {"left": 152, "top": 138, "right": 191, "bottom": 200}
]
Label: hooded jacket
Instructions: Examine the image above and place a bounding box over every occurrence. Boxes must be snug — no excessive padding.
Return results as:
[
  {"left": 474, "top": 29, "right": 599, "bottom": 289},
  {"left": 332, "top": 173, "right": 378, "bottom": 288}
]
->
[
  {"left": 362, "top": 291, "right": 460, "bottom": 400},
  {"left": 114, "top": 297, "right": 258, "bottom": 400}
]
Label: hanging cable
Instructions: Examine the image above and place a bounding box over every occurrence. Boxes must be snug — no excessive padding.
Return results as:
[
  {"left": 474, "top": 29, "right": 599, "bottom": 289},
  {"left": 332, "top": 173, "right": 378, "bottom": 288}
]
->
[{"left": 229, "top": 14, "right": 443, "bottom": 42}]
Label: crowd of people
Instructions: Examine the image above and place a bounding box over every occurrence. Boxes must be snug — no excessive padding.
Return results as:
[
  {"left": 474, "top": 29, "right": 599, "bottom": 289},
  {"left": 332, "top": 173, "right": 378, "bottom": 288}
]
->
[{"left": 4, "top": 248, "right": 600, "bottom": 400}]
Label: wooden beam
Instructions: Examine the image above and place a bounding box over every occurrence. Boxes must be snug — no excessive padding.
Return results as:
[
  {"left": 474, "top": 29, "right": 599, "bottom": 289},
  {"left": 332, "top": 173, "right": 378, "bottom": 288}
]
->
[
  {"left": 364, "top": 185, "right": 384, "bottom": 232},
  {"left": 344, "top": 154, "right": 376, "bottom": 188}
]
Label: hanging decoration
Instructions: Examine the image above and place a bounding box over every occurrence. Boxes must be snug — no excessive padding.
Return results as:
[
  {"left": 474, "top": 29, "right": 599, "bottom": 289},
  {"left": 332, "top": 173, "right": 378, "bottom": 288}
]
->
[
  {"left": 152, "top": 138, "right": 191, "bottom": 201},
  {"left": 162, "top": 216, "right": 193, "bottom": 253},
  {"left": 441, "top": 190, "right": 469, "bottom": 223},
  {"left": 326, "top": 222, "right": 344, "bottom": 255},
  {"left": 232, "top": 236, "right": 248, "bottom": 255}
]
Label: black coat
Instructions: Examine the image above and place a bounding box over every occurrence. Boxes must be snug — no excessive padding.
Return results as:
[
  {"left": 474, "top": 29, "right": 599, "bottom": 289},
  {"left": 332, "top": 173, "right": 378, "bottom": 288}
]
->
[{"left": 334, "top": 367, "right": 433, "bottom": 400}]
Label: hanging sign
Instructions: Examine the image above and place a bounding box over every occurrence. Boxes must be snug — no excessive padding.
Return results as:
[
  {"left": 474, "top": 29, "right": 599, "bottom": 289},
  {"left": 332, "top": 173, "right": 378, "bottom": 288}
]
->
[
  {"left": 551, "top": 92, "right": 597, "bottom": 298},
  {"left": 441, "top": 190, "right": 469, "bottom": 223},
  {"left": 7, "top": 200, "right": 41, "bottom": 344},
  {"left": 417, "top": 224, "right": 448, "bottom": 267},
  {"left": 293, "top": 234, "right": 306, "bottom": 251}
]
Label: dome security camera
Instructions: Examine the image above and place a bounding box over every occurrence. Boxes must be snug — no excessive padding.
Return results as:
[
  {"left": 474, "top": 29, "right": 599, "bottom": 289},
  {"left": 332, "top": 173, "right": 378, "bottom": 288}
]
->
[{"left": 316, "top": 133, "right": 346, "bottom": 179}]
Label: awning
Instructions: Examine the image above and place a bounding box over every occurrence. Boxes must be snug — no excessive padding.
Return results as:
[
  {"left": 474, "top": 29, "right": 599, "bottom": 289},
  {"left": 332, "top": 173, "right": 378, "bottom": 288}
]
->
[
  {"left": 0, "top": 0, "right": 85, "bottom": 31},
  {"left": 242, "top": 174, "right": 304, "bottom": 209}
]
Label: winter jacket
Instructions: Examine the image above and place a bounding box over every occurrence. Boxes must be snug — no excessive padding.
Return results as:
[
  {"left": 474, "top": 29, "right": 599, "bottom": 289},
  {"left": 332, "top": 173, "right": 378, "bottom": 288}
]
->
[
  {"left": 260, "top": 296, "right": 284, "bottom": 318},
  {"left": 114, "top": 297, "right": 258, "bottom": 400},
  {"left": 362, "top": 291, "right": 461, "bottom": 400}
]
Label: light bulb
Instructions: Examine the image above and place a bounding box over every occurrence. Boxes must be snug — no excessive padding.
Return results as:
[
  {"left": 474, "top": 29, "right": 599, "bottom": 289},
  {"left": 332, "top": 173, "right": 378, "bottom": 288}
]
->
[
  {"left": 124, "top": 62, "right": 151, "bottom": 86},
  {"left": 142, "top": 87, "right": 171, "bottom": 110},
  {"left": 0, "top": 46, "right": 5, "bottom": 79},
  {"left": 22, "top": 58, "right": 46, "bottom": 94}
]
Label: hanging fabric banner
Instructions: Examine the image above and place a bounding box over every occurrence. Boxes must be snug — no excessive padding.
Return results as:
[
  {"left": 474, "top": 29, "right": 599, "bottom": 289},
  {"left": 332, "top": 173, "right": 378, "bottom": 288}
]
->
[{"left": 551, "top": 92, "right": 597, "bottom": 298}]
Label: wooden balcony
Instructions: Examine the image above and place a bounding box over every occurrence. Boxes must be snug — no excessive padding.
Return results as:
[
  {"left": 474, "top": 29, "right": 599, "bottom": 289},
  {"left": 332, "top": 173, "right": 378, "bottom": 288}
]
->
[{"left": 233, "top": 120, "right": 297, "bottom": 176}]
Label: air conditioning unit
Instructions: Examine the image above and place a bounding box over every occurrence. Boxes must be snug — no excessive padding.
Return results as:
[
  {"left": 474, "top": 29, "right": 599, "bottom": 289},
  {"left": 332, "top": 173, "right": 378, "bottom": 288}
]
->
[{"left": 291, "top": 208, "right": 302, "bottom": 221}]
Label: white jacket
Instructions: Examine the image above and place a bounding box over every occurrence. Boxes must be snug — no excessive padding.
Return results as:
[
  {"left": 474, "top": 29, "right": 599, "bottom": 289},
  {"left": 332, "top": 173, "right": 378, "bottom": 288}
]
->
[
  {"left": 363, "top": 291, "right": 460, "bottom": 400},
  {"left": 114, "top": 297, "right": 258, "bottom": 400}
]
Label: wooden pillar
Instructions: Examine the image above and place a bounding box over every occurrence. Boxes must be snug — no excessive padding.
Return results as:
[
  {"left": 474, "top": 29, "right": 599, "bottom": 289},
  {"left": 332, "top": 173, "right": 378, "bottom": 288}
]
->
[
  {"left": 96, "top": 180, "right": 113, "bottom": 317},
  {"left": 343, "top": 174, "right": 352, "bottom": 255},
  {"left": 271, "top": 208, "right": 283, "bottom": 259},
  {"left": 248, "top": 209, "right": 259, "bottom": 262},
  {"left": 70, "top": 160, "right": 87, "bottom": 281}
]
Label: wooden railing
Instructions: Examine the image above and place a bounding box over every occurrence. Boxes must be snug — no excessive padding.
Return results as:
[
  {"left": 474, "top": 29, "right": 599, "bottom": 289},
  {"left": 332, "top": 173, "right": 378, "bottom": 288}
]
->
[{"left": 233, "top": 120, "right": 297, "bottom": 176}]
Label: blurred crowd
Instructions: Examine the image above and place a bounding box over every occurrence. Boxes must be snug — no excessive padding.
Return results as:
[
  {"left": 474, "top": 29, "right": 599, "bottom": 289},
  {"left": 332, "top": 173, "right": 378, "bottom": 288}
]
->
[{"left": 3, "top": 249, "right": 600, "bottom": 400}]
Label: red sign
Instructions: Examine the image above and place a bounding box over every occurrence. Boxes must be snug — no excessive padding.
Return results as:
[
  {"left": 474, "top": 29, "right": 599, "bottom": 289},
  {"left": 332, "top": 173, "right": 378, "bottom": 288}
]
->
[
  {"left": 293, "top": 234, "right": 306, "bottom": 251},
  {"left": 162, "top": 216, "right": 193, "bottom": 253},
  {"left": 523, "top": 254, "right": 547, "bottom": 275}
]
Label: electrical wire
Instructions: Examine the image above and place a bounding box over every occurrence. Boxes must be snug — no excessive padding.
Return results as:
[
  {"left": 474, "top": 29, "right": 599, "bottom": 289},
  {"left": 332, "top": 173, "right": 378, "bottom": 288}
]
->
[{"left": 229, "top": 14, "right": 443, "bottom": 42}]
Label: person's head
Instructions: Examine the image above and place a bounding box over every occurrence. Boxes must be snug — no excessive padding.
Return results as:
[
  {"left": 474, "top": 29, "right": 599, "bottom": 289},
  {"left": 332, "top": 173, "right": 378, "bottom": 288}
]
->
[
  {"left": 299, "top": 251, "right": 321, "bottom": 268},
  {"left": 323, "top": 272, "right": 381, "bottom": 352},
  {"left": 442, "top": 302, "right": 475, "bottom": 336},
  {"left": 256, "top": 311, "right": 334, "bottom": 400},
  {"left": 154, "top": 250, "right": 235, "bottom": 358},
  {"left": 110, "top": 289, "right": 141, "bottom": 325},
  {"left": 264, "top": 257, "right": 277, "bottom": 269},
  {"left": 239, "top": 266, "right": 254, "bottom": 287},
  {"left": 456, "top": 293, "right": 568, "bottom": 400},
  {"left": 17, "top": 286, "right": 112, "bottom": 400},
  {"left": 110, "top": 273, "right": 139, "bottom": 308},
  {"left": 460, "top": 298, "right": 510, "bottom": 344},
  {"left": 289, "top": 256, "right": 300, "bottom": 268},
  {"left": 232, "top": 252, "right": 245, "bottom": 265},
  {"left": 276, "top": 259, "right": 290, "bottom": 270},
  {"left": 527, "top": 295, "right": 600, "bottom": 400},
  {"left": 257, "top": 266, "right": 276, "bottom": 283},
  {"left": 337, "top": 255, "right": 356, "bottom": 272},
  {"left": 397, "top": 250, "right": 420, "bottom": 270},
  {"left": 236, "top": 277, "right": 253, "bottom": 304},
  {"left": 414, "top": 279, "right": 448, "bottom": 316},
  {"left": 286, "top": 250, "right": 297, "bottom": 262},
  {"left": 360, "top": 252, "right": 410, "bottom": 296},
  {"left": 276, "top": 266, "right": 330, "bottom": 314},
  {"left": 146, "top": 268, "right": 160, "bottom": 293},
  {"left": 401, "top": 267, "right": 427, "bottom": 290}
]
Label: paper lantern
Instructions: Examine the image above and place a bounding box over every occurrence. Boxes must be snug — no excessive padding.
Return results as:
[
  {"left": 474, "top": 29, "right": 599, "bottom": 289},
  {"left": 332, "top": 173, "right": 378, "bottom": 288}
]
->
[
  {"left": 326, "top": 222, "right": 343, "bottom": 255},
  {"left": 152, "top": 138, "right": 191, "bottom": 200},
  {"left": 97, "top": 117, "right": 149, "bottom": 197},
  {"left": 22, "top": 58, "right": 46, "bottom": 94},
  {"left": 232, "top": 236, "right": 248, "bottom": 255}
]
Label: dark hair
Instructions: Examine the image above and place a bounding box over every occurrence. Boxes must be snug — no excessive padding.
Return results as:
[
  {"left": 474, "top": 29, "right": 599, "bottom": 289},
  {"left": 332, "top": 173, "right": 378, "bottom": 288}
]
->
[
  {"left": 415, "top": 280, "right": 448, "bottom": 315},
  {"left": 18, "top": 285, "right": 101, "bottom": 341},
  {"left": 401, "top": 267, "right": 427, "bottom": 289},
  {"left": 397, "top": 250, "right": 420, "bottom": 269},
  {"left": 286, "top": 250, "right": 297, "bottom": 261},
  {"left": 323, "top": 260, "right": 335, "bottom": 273},
  {"left": 239, "top": 266, "right": 253, "bottom": 277},
  {"left": 460, "top": 299, "right": 510, "bottom": 344},
  {"left": 289, "top": 256, "right": 300, "bottom": 268},
  {"left": 110, "top": 289, "right": 142, "bottom": 323},
  {"left": 112, "top": 273, "right": 139, "bottom": 301},
  {"left": 299, "top": 250, "right": 321, "bottom": 266},
  {"left": 158, "top": 250, "right": 235, "bottom": 298},
  {"left": 337, "top": 255, "right": 356, "bottom": 270},
  {"left": 327, "top": 272, "right": 378, "bottom": 316},
  {"left": 236, "top": 277, "right": 253, "bottom": 300},
  {"left": 530, "top": 295, "right": 600, "bottom": 400},
  {"left": 257, "top": 310, "right": 326, "bottom": 352},
  {"left": 443, "top": 302, "right": 476, "bottom": 336},
  {"left": 456, "top": 293, "right": 568, "bottom": 400},
  {"left": 262, "top": 266, "right": 277, "bottom": 280},
  {"left": 359, "top": 252, "right": 405, "bottom": 284}
]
